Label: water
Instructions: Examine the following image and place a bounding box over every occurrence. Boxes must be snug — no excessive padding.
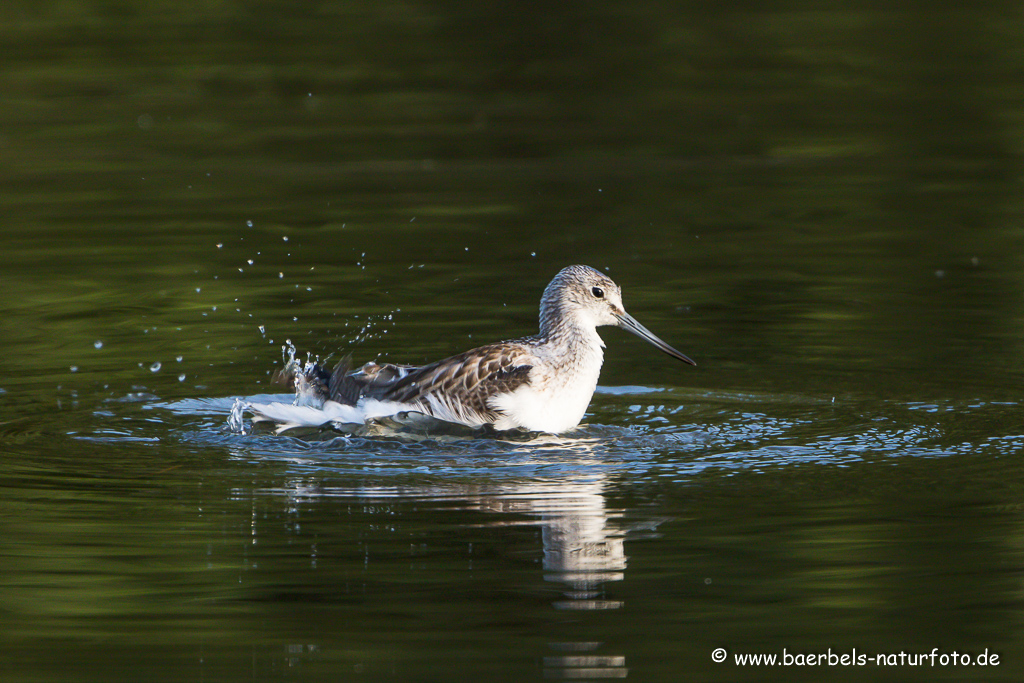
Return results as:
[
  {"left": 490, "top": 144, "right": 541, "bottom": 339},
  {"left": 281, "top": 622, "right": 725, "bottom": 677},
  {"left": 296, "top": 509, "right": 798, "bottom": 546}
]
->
[{"left": 4, "top": 1, "right": 1024, "bottom": 681}]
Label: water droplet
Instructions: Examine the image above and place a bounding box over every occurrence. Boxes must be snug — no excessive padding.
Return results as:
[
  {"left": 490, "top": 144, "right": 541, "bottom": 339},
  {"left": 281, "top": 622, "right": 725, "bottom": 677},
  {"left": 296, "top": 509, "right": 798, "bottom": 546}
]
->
[
  {"left": 216, "top": 243, "right": 223, "bottom": 249},
  {"left": 246, "top": 220, "right": 253, "bottom": 227},
  {"left": 258, "top": 325, "right": 265, "bottom": 334},
  {"left": 93, "top": 340, "right": 103, "bottom": 349},
  {"left": 279, "top": 272, "right": 284, "bottom": 278},
  {"left": 69, "top": 365, "right": 78, "bottom": 373},
  {"left": 178, "top": 374, "right": 186, "bottom": 382},
  {"left": 176, "top": 356, "right": 183, "bottom": 362},
  {"left": 247, "top": 259, "right": 254, "bottom": 265},
  {"left": 283, "top": 236, "right": 289, "bottom": 242},
  {"left": 150, "top": 362, "right": 162, "bottom": 372}
]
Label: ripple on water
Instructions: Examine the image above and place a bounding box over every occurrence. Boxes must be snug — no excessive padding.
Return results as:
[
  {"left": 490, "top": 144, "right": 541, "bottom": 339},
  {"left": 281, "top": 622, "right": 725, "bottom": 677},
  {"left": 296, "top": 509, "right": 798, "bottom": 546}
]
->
[{"left": 80, "top": 390, "right": 1024, "bottom": 484}]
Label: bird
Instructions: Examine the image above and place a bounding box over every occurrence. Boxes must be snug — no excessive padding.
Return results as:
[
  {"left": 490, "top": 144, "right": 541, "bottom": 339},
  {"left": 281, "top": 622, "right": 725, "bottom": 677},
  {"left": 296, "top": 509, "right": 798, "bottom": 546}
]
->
[{"left": 246, "top": 264, "right": 695, "bottom": 434}]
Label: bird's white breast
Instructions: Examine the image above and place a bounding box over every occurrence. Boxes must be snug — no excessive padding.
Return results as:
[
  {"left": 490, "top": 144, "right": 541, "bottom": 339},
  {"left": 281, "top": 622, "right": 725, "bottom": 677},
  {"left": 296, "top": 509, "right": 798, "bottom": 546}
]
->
[{"left": 489, "top": 333, "right": 605, "bottom": 433}]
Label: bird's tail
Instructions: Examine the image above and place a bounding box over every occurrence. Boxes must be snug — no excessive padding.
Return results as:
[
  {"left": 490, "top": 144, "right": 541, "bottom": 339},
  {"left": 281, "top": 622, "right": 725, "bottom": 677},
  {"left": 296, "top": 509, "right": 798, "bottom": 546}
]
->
[{"left": 273, "top": 353, "right": 358, "bottom": 407}]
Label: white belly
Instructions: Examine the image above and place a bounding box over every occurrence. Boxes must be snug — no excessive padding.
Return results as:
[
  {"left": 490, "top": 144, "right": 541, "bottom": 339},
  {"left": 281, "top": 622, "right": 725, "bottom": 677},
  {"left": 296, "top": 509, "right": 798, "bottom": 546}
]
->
[{"left": 489, "top": 348, "right": 604, "bottom": 433}]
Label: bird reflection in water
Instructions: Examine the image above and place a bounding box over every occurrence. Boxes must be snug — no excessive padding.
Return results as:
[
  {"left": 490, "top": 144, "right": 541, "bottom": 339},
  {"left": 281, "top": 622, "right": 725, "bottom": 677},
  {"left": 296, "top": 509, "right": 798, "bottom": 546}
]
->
[
  {"left": 261, "top": 465, "right": 650, "bottom": 680},
  {"left": 473, "top": 476, "right": 635, "bottom": 680}
]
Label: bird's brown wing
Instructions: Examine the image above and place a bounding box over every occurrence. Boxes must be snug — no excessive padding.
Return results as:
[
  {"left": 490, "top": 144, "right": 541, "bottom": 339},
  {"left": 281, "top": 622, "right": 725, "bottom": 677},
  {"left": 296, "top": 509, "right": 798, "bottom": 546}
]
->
[
  {"left": 291, "top": 344, "right": 533, "bottom": 427},
  {"left": 389, "top": 344, "right": 533, "bottom": 422}
]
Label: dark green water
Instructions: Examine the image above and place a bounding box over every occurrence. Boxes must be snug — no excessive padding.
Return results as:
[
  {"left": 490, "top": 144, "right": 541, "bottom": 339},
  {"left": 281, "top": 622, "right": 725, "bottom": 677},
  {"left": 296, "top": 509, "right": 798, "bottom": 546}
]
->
[{"left": 4, "top": 2, "right": 1024, "bottom": 681}]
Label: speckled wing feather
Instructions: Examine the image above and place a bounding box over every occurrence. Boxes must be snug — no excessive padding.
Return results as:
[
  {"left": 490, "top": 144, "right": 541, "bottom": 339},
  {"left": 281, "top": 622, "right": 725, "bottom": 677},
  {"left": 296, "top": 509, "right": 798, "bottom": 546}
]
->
[
  {"left": 326, "top": 343, "right": 534, "bottom": 426},
  {"left": 325, "top": 356, "right": 420, "bottom": 405}
]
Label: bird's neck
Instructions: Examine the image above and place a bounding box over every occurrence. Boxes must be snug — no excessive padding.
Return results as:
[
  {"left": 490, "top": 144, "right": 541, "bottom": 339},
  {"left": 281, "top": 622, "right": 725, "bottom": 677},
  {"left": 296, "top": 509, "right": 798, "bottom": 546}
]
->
[{"left": 537, "top": 304, "right": 606, "bottom": 364}]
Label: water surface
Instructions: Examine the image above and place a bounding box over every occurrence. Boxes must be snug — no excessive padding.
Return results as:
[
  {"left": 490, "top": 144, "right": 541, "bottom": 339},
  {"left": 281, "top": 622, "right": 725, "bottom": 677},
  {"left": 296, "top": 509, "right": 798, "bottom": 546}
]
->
[{"left": 3, "top": 2, "right": 1024, "bottom": 681}]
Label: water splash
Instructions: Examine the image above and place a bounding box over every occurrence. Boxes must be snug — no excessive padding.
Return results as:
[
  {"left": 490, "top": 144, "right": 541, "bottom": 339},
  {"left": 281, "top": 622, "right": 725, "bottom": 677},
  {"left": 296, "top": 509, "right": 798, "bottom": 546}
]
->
[
  {"left": 281, "top": 340, "right": 298, "bottom": 372},
  {"left": 227, "top": 398, "right": 248, "bottom": 434}
]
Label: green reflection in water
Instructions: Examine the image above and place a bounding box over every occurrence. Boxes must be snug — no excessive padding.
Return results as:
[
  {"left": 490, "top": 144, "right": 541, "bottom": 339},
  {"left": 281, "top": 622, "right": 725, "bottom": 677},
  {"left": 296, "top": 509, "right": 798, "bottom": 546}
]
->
[{"left": 3, "top": 1, "right": 1024, "bottom": 681}]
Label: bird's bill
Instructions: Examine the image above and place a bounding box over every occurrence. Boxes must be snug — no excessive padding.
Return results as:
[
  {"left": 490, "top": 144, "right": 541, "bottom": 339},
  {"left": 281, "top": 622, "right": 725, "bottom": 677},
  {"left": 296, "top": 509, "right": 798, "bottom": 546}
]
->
[{"left": 615, "top": 312, "right": 696, "bottom": 366}]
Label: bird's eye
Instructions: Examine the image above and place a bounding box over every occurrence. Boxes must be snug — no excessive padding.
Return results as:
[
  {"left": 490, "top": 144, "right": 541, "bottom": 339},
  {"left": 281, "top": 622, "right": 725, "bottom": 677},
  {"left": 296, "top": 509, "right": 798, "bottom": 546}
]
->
[{"left": 591, "top": 286, "right": 604, "bottom": 298}]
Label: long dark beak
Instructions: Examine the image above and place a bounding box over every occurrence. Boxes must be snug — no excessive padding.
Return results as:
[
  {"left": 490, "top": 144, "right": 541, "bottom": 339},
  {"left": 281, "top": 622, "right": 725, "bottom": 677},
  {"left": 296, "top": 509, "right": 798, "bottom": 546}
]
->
[{"left": 615, "top": 311, "right": 696, "bottom": 366}]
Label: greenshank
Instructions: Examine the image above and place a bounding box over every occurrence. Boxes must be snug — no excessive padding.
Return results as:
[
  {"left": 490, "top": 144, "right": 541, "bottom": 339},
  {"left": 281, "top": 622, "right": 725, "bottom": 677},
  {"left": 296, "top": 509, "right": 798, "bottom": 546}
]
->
[{"left": 247, "top": 265, "right": 694, "bottom": 433}]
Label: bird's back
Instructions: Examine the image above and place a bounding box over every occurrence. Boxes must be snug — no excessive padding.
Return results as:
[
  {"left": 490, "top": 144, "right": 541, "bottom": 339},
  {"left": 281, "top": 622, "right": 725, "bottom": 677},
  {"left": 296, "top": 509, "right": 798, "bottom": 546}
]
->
[{"left": 293, "top": 342, "right": 536, "bottom": 428}]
